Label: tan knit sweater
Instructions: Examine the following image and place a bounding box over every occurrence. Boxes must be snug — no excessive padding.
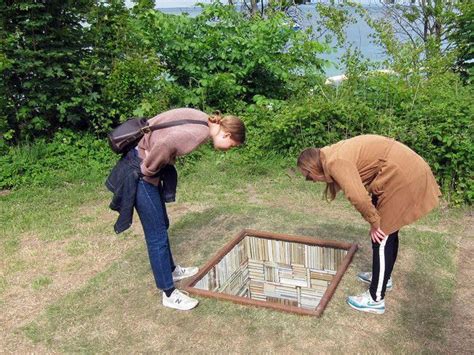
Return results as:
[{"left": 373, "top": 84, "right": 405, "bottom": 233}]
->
[
  {"left": 319, "top": 135, "right": 441, "bottom": 234},
  {"left": 137, "top": 108, "right": 210, "bottom": 185}
]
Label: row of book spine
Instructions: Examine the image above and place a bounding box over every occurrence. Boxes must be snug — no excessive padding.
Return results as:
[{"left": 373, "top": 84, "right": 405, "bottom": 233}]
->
[
  {"left": 249, "top": 259, "right": 331, "bottom": 289},
  {"left": 249, "top": 280, "right": 323, "bottom": 309},
  {"left": 245, "top": 236, "right": 347, "bottom": 272},
  {"left": 194, "top": 239, "right": 248, "bottom": 291}
]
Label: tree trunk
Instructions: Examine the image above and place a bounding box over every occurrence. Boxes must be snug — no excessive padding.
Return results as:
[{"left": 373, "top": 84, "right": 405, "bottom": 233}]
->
[
  {"left": 250, "top": 0, "right": 258, "bottom": 16},
  {"left": 433, "top": 0, "right": 443, "bottom": 42},
  {"left": 421, "top": 0, "right": 429, "bottom": 42}
]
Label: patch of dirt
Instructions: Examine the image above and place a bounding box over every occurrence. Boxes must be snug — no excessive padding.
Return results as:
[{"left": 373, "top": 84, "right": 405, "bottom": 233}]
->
[
  {"left": 168, "top": 202, "right": 208, "bottom": 220},
  {"left": 0, "top": 200, "right": 204, "bottom": 353},
  {"left": 1, "top": 233, "right": 137, "bottom": 352},
  {"left": 0, "top": 189, "right": 11, "bottom": 196},
  {"left": 246, "top": 184, "right": 262, "bottom": 205},
  {"left": 446, "top": 214, "right": 474, "bottom": 353}
]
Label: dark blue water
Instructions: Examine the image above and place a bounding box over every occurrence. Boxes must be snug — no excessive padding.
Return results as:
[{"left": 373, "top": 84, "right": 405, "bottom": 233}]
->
[{"left": 158, "top": 5, "right": 391, "bottom": 76}]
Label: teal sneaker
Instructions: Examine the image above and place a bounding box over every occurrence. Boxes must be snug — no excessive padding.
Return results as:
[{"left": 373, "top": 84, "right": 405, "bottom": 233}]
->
[
  {"left": 357, "top": 272, "right": 393, "bottom": 291},
  {"left": 347, "top": 291, "right": 385, "bottom": 314}
]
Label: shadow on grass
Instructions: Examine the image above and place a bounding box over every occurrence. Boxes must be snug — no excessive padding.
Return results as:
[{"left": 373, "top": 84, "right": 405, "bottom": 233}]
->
[
  {"left": 295, "top": 222, "right": 367, "bottom": 244},
  {"left": 397, "top": 230, "right": 456, "bottom": 349}
]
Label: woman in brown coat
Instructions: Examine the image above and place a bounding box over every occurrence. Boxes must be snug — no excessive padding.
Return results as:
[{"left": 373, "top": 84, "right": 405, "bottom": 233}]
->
[{"left": 297, "top": 134, "right": 441, "bottom": 314}]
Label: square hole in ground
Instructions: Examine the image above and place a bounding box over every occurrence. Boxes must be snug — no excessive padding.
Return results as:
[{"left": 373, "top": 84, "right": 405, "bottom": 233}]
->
[{"left": 184, "top": 229, "right": 358, "bottom": 316}]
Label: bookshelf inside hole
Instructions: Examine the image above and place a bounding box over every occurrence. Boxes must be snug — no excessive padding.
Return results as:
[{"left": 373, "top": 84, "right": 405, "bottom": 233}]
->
[{"left": 185, "top": 231, "right": 357, "bottom": 315}]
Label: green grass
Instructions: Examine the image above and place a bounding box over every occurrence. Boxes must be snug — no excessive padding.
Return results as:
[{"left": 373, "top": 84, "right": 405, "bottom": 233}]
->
[
  {"left": 31, "top": 276, "right": 53, "bottom": 291},
  {"left": 66, "top": 240, "right": 89, "bottom": 257},
  {"left": 0, "top": 152, "right": 469, "bottom": 353}
]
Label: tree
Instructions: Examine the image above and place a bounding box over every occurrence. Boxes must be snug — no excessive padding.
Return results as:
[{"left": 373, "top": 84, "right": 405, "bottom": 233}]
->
[
  {"left": 348, "top": 0, "right": 470, "bottom": 75},
  {"left": 251, "top": 0, "right": 258, "bottom": 16},
  {"left": 0, "top": 0, "right": 93, "bottom": 142},
  {"left": 77, "top": 0, "right": 134, "bottom": 131},
  {"left": 375, "top": 0, "right": 459, "bottom": 57},
  {"left": 239, "top": 0, "right": 305, "bottom": 17},
  {"left": 131, "top": 0, "right": 155, "bottom": 14},
  {"left": 449, "top": 1, "right": 473, "bottom": 81},
  {"left": 135, "top": 2, "right": 327, "bottom": 109}
]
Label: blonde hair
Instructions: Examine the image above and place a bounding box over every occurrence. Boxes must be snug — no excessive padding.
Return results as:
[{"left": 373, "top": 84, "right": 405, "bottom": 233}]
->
[
  {"left": 297, "top": 148, "right": 338, "bottom": 201},
  {"left": 208, "top": 111, "right": 246, "bottom": 144}
]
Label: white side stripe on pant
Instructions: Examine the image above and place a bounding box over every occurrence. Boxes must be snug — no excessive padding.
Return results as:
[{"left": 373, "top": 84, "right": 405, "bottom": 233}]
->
[{"left": 376, "top": 237, "right": 388, "bottom": 301}]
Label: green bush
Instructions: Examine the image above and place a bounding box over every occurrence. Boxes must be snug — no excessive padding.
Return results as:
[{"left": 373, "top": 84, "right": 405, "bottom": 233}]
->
[
  {"left": 242, "top": 70, "right": 473, "bottom": 204},
  {"left": 0, "top": 130, "right": 116, "bottom": 190},
  {"left": 104, "top": 55, "right": 183, "bottom": 123},
  {"left": 0, "top": 1, "right": 94, "bottom": 142},
  {"left": 135, "top": 2, "right": 327, "bottom": 110},
  {"left": 0, "top": 1, "right": 472, "bottom": 204},
  {"left": 391, "top": 74, "right": 473, "bottom": 204}
]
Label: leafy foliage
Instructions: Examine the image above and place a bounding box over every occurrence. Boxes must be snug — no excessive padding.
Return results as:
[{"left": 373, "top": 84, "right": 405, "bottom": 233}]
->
[
  {"left": 0, "top": 130, "right": 116, "bottom": 190},
  {"left": 243, "top": 67, "right": 473, "bottom": 204},
  {"left": 0, "top": 0, "right": 93, "bottom": 142},
  {"left": 449, "top": 1, "right": 474, "bottom": 82},
  {"left": 0, "top": 1, "right": 472, "bottom": 204},
  {"left": 135, "top": 2, "right": 327, "bottom": 110}
]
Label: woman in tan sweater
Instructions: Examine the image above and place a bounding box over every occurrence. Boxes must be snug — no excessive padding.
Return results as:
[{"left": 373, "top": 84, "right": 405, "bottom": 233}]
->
[
  {"left": 132, "top": 108, "right": 244, "bottom": 311},
  {"left": 297, "top": 134, "right": 441, "bottom": 314}
]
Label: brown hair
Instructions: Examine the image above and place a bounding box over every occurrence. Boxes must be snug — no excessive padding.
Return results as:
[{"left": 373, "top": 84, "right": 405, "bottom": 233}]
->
[
  {"left": 208, "top": 111, "right": 246, "bottom": 144},
  {"left": 297, "top": 148, "right": 338, "bottom": 201}
]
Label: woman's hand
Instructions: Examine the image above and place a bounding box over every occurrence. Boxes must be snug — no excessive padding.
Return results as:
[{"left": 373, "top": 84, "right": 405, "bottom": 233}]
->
[{"left": 370, "top": 226, "right": 387, "bottom": 244}]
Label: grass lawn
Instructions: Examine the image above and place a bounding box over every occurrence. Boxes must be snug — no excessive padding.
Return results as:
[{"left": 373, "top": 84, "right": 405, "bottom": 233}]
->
[{"left": 1, "top": 152, "right": 472, "bottom": 353}]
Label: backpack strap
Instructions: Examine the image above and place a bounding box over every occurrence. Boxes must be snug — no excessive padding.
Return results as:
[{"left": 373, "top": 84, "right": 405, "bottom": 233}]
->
[{"left": 142, "top": 119, "right": 209, "bottom": 133}]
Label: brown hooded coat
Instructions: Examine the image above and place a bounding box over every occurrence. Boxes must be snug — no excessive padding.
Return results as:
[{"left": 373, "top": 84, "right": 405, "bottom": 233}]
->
[{"left": 319, "top": 135, "right": 441, "bottom": 234}]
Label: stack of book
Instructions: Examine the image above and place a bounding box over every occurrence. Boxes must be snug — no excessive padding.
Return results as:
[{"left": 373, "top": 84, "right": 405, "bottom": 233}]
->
[
  {"left": 194, "top": 235, "right": 348, "bottom": 309},
  {"left": 194, "top": 239, "right": 247, "bottom": 292}
]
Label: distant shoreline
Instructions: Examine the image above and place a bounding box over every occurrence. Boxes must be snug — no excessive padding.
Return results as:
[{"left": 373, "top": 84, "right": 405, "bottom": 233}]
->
[{"left": 156, "top": 4, "right": 386, "bottom": 10}]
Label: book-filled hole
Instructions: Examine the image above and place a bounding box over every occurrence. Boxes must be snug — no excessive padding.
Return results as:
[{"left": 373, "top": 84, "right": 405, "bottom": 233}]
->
[{"left": 194, "top": 235, "right": 348, "bottom": 309}]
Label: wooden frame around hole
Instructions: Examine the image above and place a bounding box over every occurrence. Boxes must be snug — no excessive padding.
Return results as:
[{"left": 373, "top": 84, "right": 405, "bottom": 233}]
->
[{"left": 183, "top": 229, "right": 358, "bottom": 317}]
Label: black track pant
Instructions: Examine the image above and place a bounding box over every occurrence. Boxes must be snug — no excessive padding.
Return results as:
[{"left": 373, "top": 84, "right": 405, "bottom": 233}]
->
[
  {"left": 369, "top": 231, "right": 399, "bottom": 301},
  {"left": 369, "top": 194, "right": 399, "bottom": 302}
]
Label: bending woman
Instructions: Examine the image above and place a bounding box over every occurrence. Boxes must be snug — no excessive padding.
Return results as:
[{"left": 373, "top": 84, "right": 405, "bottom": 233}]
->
[
  {"left": 297, "top": 134, "right": 441, "bottom": 314},
  {"left": 107, "top": 108, "right": 245, "bottom": 311}
]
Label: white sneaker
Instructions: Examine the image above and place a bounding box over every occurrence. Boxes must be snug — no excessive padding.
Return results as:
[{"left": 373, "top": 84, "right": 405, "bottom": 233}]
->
[
  {"left": 172, "top": 265, "right": 199, "bottom": 281},
  {"left": 357, "top": 271, "right": 393, "bottom": 291},
  {"left": 347, "top": 290, "right": 385, "bottom": 314},
  {"left": 162, "top": 289, "right": 199, "bottom": 311}
]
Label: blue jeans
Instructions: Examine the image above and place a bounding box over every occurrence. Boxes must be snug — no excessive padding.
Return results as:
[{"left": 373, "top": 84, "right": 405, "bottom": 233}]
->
[{"left": 135, "top": 179, "right": 175, "bottom": 291}]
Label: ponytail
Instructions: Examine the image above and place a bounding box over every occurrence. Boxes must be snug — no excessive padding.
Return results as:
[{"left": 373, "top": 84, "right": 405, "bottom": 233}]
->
[
  {"left": 208, "top": 111, "right": 246, "bottom": 144},
  {"left": 208, "top": 110, "right": 223, "bottom": 125}
]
